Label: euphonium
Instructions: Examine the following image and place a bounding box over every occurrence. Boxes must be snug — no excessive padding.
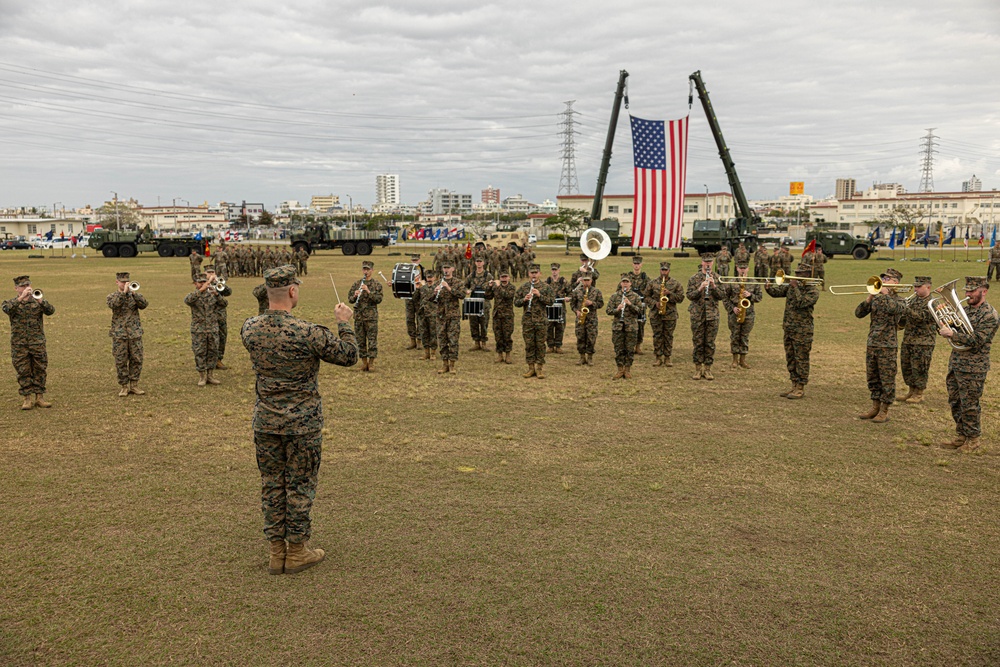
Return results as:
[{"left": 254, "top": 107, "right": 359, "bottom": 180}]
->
[
  {"left": 927, "top": 279, "right": 975, "bottom": 351},
  {"left": 658, "top": 278, "right": 668, "bottom": 316}
]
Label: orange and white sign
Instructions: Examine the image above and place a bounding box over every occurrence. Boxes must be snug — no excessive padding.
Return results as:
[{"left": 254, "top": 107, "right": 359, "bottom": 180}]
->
[{"left": 789, "top": 182, "right": 804, "bottom": 195}]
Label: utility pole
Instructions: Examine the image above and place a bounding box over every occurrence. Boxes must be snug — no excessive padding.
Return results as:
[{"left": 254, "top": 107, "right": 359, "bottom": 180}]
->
[
  {"left": 112, "top": 191, "right": 120, "bottom": 229},
  {"left": 558, "top": 100, "right": 579, "bottom": 196},
  {"left": 918, "top": 129, "right": 938, "bottom": 193}
]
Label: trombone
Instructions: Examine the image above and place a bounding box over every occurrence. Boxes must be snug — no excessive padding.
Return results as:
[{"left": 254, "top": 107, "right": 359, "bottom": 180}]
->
[
  {"left": 827, "top": 276, "right": 913, "bottom": 296},
  {"left": 718, "top": 270, "right": 822, "bottom": 286}
]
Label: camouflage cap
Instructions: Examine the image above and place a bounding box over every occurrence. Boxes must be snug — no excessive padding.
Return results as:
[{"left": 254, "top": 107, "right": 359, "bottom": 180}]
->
[
  {"left": 264, "top": 264, "right": 301, "bottom": 288},
  {"left": 13, "top": 275, "right": 30, "bottom": 287},
  {"left": 700, "top": 252, "right": 716, "bottom": 261},
  {"left": 528, "top": 263, "right": 541, "bottom": 272},
  {"left": 620, "top": 272, "right": 632, "bottom": 281},
  {"left": 913, "top": 276, "right": 932, "bottom": 286},
  {"left": 632, "top": 255, "right": 643, "bottom": 264},
  {"left": 441, "top": 261, "right": 454, "bottom": 269},
  {"left": 965, "top": 276, "right": 989, "bottom": 290},
  {"left": 116, "top": 272, "right": 130, "bottom": 282},
  {"left": 410, "top": 254, "right": 421, "bottom": 262},
  {"left": 579, "top": 252, "right": 589, "bottom": 261},
  {"left": 475, "top": 255, "right": 485, "bottom": 262},
  {"left": 204, "top": 265, "right": 216, "bottom": 273},
  {"left": 194, "top": 272, "right": 209, "bottom": 283},
  {"left": 880, "top": 267, "right": 903, "bottom": 282},
  {"left": 794, "top": 265, "right": 813, "bottom": 276},
  {"left": 424, "top": 269, "right": 437, "bottom": 279},
  {"left": 550, "top": 263, "right": 561, "bottom": 270},
  {"left": 659, "top": 262, "right": 671, "bottom": 270},
  {"left": 580, "top": 270, "right": 594, "bottom": 280},
  {"left": 361, "top": 260, "right": 374, "bottom": 269},
  {"left": 735, "top": 261, "right": 749, "bottom": 269},
  {"left": 499, "top": 270, "right": 510, "bottom": 277}
]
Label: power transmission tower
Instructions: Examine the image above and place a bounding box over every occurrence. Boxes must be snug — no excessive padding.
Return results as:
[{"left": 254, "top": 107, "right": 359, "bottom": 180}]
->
[
  {"left": 558, "top": 101, "right": 579, "bottom": 196},
  {"left": 918, "top": 128, "right": 938, "bottom": 193}
]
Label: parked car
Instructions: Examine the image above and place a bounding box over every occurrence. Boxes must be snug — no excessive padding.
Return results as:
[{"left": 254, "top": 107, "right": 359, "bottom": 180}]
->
[
  {"left": 527, "top": 234, "right": 537, "bottom": 244},
  {"left": 1, "top": 239, "right": 34, "bottom": 250}
]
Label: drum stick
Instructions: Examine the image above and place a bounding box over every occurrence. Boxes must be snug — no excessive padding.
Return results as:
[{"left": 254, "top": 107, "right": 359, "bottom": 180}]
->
[
  {"left": 378, "top": 271, "right": 389, "bottom": 284},
  {"left": 328, "top": 273, "right": 342, "bottom": 304}
]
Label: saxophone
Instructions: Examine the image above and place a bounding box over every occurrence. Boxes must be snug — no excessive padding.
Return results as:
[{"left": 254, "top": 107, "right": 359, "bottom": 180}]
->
[
  {"left": 658, "top": 277, "right": 668, "bottom": 316},
  {"left": 579, "top": 287, "right": 590, "bottom": 326},
  {"left": 736, "top": 278, "right": 750, "bottom": 324}
]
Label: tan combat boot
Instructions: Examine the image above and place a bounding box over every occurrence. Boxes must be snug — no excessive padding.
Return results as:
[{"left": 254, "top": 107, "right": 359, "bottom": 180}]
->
[
  {"left": 872, "top": 403, "right": 890, "bottom": 423},
  {"left": 586, "top": 353, "right": 594, "bottom": 365},
  {"left": 361, "top": 358, "right": 369, "bottom": 372},
  {"left": 118, "top": 384, "right": 130, "bottom": 398},
  {"left": 20, "top": 395, "right": 34, "bottom": 410},
  {"left": 504, "top": 352, "right": 512, "bottom": 365},
  {"left": 787, "top": 384, "right": 805, "bottom": 400},
  {"left": 215, "top": 360, "right": 229, "bottom": 370},
  {"left": 429, "top": 349, "right": 437, "bottom": 361},
  {"left": 899, "top": 386, "right": 914, "bottom": 402},
  {"left": 664, "top": 356, "right": 673, "bottom": 367},
  {"left": 739, "top": 354, "right": 750, "bottom": 369},
  {"left": 939, "top": 435, "right": 966, "bottom": 450},
  {"left": 198, "top": 371, "right": 208, "bottom": 387},
  {"left": 731, "top": 354, "right": 739, "bottom": 370},
  {"left": 692, "top": 364, "right": 703, "bottom": 380},
  {"left": 423, "top": 347, "right": 431, "bottom": 360},
  {"left": 576, "top": 354, "right": 586, "bottom": 366},
  {"left": 653, "top": 355, "right": 663, "bottom": 367},
  {"left": 495, "top": 352, "right": 504, "bottom": 363},
  {"left": 34, "top": 394, "right": 52, "bottom": 408},
  {"left": 206, "top": 371, "right": 221, "bottom": 385},
  {"left": 780, "top": 383, "right": 795, "bottom": 398},
  {"left": 284, "top": 541, "right": 325, "bottom": 574},
  {"left": 129, "top": 381, "right": 145, "bottom": 395},
  {"left": 904, "top": 389, "right": 924, "bottom": 404},
  {"left": 634, "top": 343, "right": 643, "bottom": 355},
  {"left": 367, "top": 358, "right": 376, "bottom": 373},
  {"left": 613, "top": 365, "right": 625, "bottom": 380},
  {"left": 623, "top": 365, "right": 633, "bottom": 379},
  {"left": 448, "top": 360, "right": 457, "bottom": 375},
  {"left": 407, "top": 337, "right": 418, "bottom": 350},
  {"left": 959, "top": 437, "right": 981, "bottom": 453},
  {"left": 438, "top": 359, "right": 448, "bottom": 374},
  {"left": 268, "top": 539, "right": 286, "bottom": 576},
  {"left": 858, "top": 400, "right": 880, "bottom": 420},
  {"left": 554, "top": 346, "right": 563, "bottom": 354},
  {"left": 523, "top": 363, "right": 536, "bottom": 378},
  {"left": 703, "top": 366, "right": 715, "bottom": 381},
  {"left": 535, "top": 364, "right": 545, "bottom": 379}
]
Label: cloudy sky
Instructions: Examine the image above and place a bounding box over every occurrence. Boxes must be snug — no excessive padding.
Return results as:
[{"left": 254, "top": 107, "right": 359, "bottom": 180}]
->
[{"left": 1, "top": 0, "right": 998, "bottom": 212}]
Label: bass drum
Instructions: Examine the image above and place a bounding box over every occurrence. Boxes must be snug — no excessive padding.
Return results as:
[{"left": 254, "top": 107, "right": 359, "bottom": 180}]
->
[{"left": 391, "top": 263, "right": 420, "bottom": 299}]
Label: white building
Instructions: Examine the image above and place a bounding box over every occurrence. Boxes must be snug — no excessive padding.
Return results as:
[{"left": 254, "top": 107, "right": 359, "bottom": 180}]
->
[
  {"left": 963, "top": 175, "right": 982, "bottom": 192},
  {"left": 376, "top": 174, "right": 400, "bottom": 206},
  {"left": 833, "top": 190, "right": 1000, "bottom": 233},
  {"left": 428, "top": 188, "right": 473, "bottom": 214},
  {"left": 557, "top": 192, "right": 735, "bottom": 241},
  {"left": 835, "top": 178, "right": 857, "bottom": 200}
]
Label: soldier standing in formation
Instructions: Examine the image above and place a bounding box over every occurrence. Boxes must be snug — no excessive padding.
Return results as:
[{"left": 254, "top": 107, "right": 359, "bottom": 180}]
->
[
  {"left": 643, "top": 261, "right": 684, "bottom": 367},
  {"left": 938, "top": 277, "right": 997, "bottom": 453},
  {"left": 628, "top": 256, "right": 649, "bottom": 356},
  {"left": 515, "top": 263, "right": 554, "bottom": 379},
  {"left": 766, "top": 265, "right": 820, "bottom": 399},
  {"left": 184, "top": 271, "right": 225, "bottom": 386},
  {"left": 898, "top": 276, "right": 937, "bottom": 404},
  {"left": 715, "top": 246, "right": 731, "bottom": 277},
  {"left": 686, "top": 253, "right": 724, "bottom": 380},
  {"left": 485, "top": 270, "right": 516, "bottom": 364},
  {"left": 405, "top": 254, "right": 423, "bottom": 350},
  {"left": 435, "top": 262, "right": 466, "bottom": 374},
  {"left": 570, "top": 271, "right": 603, "bottom": 366},
  {"left": 295, "top": 246, "right": 310, "bottom": 276},
  {"left": 734, "top": 241, "right": 750, "bottom": 269},
  {"left": 205, "top": 266, "right": 232, "bottom": 370},
  {"left": 3, "top": 275, "right": 55, "bottom": 409},
  {"left": 767, "top": 246, "right": 782, "bottom": 278},
  {"left": 988, "top": 243, "right": 1000, "bottom": 283},
  {"left": 545, "top": 262, "right": 569, "bottom": 354},
  {"left": 856, "top": 268, "right": 906, "bottom": 423},
  {"left": 415, "top": 270, "right": 439, "bottom": 360},
  {"left": 107, "top": 271, "right": 148, "bottom": 397},
  {"left": 606, "top": 273, "right": 642, "bottom": 379},
  {"left": 779, "top": 244, "right": 793, "bottom": 275},
  {"left": 753, "top": 244, "right": 769, "bottom": 279},
  {"left": 189, "top": 248, "right": 203, "bottom": 281},
  {"left": 214, "top": 245, "right": 229, "bottom": 281},
  {"left": 723, "top": 262, "right": 762, "bottom": 370},
  {"left": 241, "top": 265, "right": 358, "bottom": 575},
  {"left": 349, "top": 260, "right": 383, "bottom": 372},
  {"left": 465, "top": 256, "right": 492, "bottom": 351}
]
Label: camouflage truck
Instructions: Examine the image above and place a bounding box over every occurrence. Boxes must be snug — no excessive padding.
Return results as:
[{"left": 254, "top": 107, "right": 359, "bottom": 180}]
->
[
  {"left": 475, "top": 228, "right": 531, "bottom": 254},
  {"left": 88, "top": 228, "right": 209, "bottom": 258},
  {"left": 289, "top": 224, "right": 389, "bottom": 255},
  {"left": 806, "top": 230, "right": 877, "bottom": 260}
]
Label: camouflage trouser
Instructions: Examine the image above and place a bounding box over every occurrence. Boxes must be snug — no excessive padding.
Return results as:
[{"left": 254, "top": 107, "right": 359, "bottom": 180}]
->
[
  {"left": 866, "top": 346, "right": 898, "bottom": 404},
  {"left": 690, "top": 316, "right": 720, "bottom": 366},
  {"left": 112, "top": 337, "right": 143, "bottom": 385},
  {"left": 522, "top": 319, "right": 547, "bottom": 365},
  {"left": 191, "top": 331, "right": 219, "bottom": 372},
  {"left": 419, "top": 314, "right": 438, "bottom": 350},
  {"left": 900, "top": 343, "right": 934, "bottom": 390},
  {"left": 356, "top": 318, "right": 379, "bottom": 359},
  {"left": 493, "top": 313, "right": 514, "bottom": 353},
  {"left": 612, "top": 326, "right": 638, "bottom": 366},
  {"left": 988, "top": 262, "right": 1000, "bottom": 281},
  {"left": 438, "top": 316, "right": 461, "bottom": 361},
  {"left": 727, "top": 312, "right": 755, "bottom": 355},
  {"left": 300, "top": 260, "right": 308, "bottom": 276},
  {"left": 254, "top": 429, "right": 322, "bottom": 543},
  {"left": 575, "top": 317, "right": 599, "bottom": 355},
  {"left": 946, "top": 369, "right": 986, "bottom": 437},
  {"left": 754, "top": 264, "right": 767, "bottom": 279},
  {"left": 546, "top": 320, "right": 565, "bottom": 349},
  {"left": 717, "top": 263, "right": 730, "bottom": 277},
  {"left": 11, "top": 342, "right": 47, "bottom": 396},
  {"left": 405, "top": 300, "right": 418, "bottom": 339},
  {"left": 636, "top": 315, "right": 645, "bottom": 346},
  {"left": 648, "top": 314, "right": 677, "bottom": 358},
  {"left": 218, "top": 317, "right": 228, "bottom": 361},
  {"left": 468, "top": 305, "right": 490, "bottom": 343},
  {"left": 784, "top": 333, "right": 813, "bottom": 386},
  {"left": 216, "top": 262, "right": 228, "bottom": 280},
  {"left": 190, "top": 265, "right": 200, "bottom": 281}
]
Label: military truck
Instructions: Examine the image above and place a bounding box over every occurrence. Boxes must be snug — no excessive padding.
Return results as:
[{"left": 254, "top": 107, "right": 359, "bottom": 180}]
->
[
  {"left": 88, "top": 228, "right": 209, "bottom": 258},
  {"left": 476, "top": 228, "right": 531, "bottom": 253},
  {"left": 805, "top": 230, "right": 877, "bottom": 260},
  {"left": 289, "top": 224, "right": 389, "bottom": 255}
]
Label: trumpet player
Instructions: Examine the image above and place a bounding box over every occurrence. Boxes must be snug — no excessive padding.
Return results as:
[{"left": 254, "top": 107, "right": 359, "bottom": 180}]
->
[
  {"left": 349, "top": 260, "right": 383, "bottom": 372},
  {"left": 3, "top": 275, "right": 55, "bottom": 410},
  {"left": 485, "top": 271, "right": 516, "bottom": 364},
  {"left": 898, "top": 277, "right": 937, "bottom": 404},
  {"left": 108, "top": 271, "right": 148, "bottom": 397},
  {"left": 765, "top": 265, "right": 820, "bottom": 399},
  {"left": 939, "top": 277, "right": 998, "bottom": 453},
  {"left": 570, "top": 271, "right": 602, "bottom": 365},
  {"left": 855, "top": 268, "right": 907, "bottom": 423},
  {"left": 686, "top": 252, "right": 725, "bottom": 380},
  {"left": 723, "top": 262, "right": 762, "bottom": 370},
  {"left": 435, "top": 262, "right": 467, "bottom": 375},
  {"left": 643, "top": 261, "right": 684, "bottom": 367},
  {"left": 184, "top": 271, "right": 226, "bottom": 386},
  {"left": 515, "top": 263, "right": 555, "bottom": 378},
  {"left": 204, "top": 266, "right": 233, "bottom": 370},
  {"left": 606, "top": 273, "right": 643, "bottom": 379}
]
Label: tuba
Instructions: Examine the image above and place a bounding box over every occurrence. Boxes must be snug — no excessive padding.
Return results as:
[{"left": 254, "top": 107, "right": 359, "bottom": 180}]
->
[
  {"left": 927, "top": 279, "right": 975, "bottom": 350},
  {"left": 580, "top": 228, "right": 612, "bottom": 262}
]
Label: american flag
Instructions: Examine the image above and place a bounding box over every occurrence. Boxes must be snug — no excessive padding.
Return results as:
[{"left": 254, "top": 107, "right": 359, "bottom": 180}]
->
[{"left": 630, "top": 115, "right": 688, "bottom": 249}]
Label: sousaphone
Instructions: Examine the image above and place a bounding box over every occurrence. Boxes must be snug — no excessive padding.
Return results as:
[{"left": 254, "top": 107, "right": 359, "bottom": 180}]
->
[{"left": 580, "top": 228, "right": 612, "bottom": 262}]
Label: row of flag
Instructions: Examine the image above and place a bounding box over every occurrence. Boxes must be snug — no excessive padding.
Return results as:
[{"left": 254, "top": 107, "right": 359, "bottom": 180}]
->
[
  {"left": 401, "top": 227, "right": 466, "bottom": 241},
  {"left": 872, "top": 225, "right": 998, "bottom": 249}
]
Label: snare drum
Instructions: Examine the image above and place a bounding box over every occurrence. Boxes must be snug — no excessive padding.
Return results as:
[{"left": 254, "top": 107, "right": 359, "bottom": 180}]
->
[
  {"left": 391, "top": 263, "right": 419, "bottom": 299},
  {"left": 637, "top": 296, "right": 647, "bottom": 324},
  {"left": 462, "top": 297, "right": 485, "bottom": 319},
  {"left": 546, "top": 302, "right": 565, "bottom": 323}
]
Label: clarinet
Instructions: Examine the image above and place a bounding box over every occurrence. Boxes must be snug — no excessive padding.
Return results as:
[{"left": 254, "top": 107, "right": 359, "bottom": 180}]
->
[
  {"left": 526, "top": 279, "right": 537, "bottom": 312},
  {"left": 352, "top": 278, "right": 366, "bottom": 305},
  {"left": 618, "top": 287, "right": 630, "bottom": 319},
  {"left": 434, "top": 277, "right": 447, "bottom": 302}
]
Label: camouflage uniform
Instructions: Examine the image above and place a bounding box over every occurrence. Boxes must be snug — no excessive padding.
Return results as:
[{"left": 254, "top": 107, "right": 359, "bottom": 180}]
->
[
  {"left": 3, "top": 285, "right": 55, "bottom": 397},
  {"left": 485, "top": 279, "right": 516, "bottom": 354},
  {"left": 210, "top": 278, "right": 233, "bottom": 365},
  {"left": 296, "top": 247, "right": 310, "bottom": 276},
  {"left": 855, "top": 291, "right": 906, "bottom": 405},
  {"left": 643, "top": 273, "right": 685, "bottom": 361},
  {"left": 686, "top": 268, "right": 725, "bottom": 367},
  {"left": 240, "top": 274, "right": 358, "bottom": 546},
  {"left": 899, "top": 288, "right": 937, "bottom": 392},
  {"left": 416, "top": 280, "right": 439, "bottom": 351},
  {"left": 514, "top": 278, "right": 555, "bottom": 366},
  {"left": 465, "top": 268, "right": 493, "bottom": 345},
  {"left": 723, "top": 280, "right": 762, "bottom": 356},
  {"left": 435, "top": 272, "right": 467, "bottom": 362},
  {"left": 253, "top": 283, "right": 269, "bottom": 315},
  {"left": 606, "top": 284, "right": 642, "bottom": 369},
  {"left": 715, "top": 247, "right": 731, "bottom": 277},
  {"left": 214, "top": 248, "right": 229, "bottom": 280},
  {"left": 545, "top": 272, "right": 570, "bottom": 350},
  {"left": 189, "top": 251, "right": 203, "bottom": 280},
  {"left": 779, "top": 248, "right": 793, "bottom": 275},
  {"left": 766, "top": 277, "right": 820, "bottom": 391},
  {"left": 628, "top": 266, "right": 650, "bottom": 350},
  {"left": 944, "top": 279, "right": 998, "bottom": 441},
  {"left": 767, "top": 249, "right": 782, "bottom": 278},
  {"left": 107, "top": 287, "right": 148, "bottom": 387},
  {"left": 734, "top": 244, "right": 750, "bottom": 267},
  {"left": 753, "top": 246, "right": 769, "bottom": 279},
  {"left": 988, "top": 245, "right": 1000, "bottom": 282},
  {"left": 569, "top": 283, "right": 604, "bottom": 357},
  {"left": 349, "top": 275, "right": 383, "bottom": 360},
  {"left": 184, "top": 285, "right": 225, "bottom": 372}
]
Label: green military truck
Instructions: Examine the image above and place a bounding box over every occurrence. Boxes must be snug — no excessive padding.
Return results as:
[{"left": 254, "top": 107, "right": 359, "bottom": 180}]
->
[
  {"left": 290, "top": 224, "right": 389, "bottom": 255},
  {"left": 88, "top": 228, "right": 209, "bottom": 258},
  {"left": 805, "top": 230, "right": 877, "bottom": 260}
]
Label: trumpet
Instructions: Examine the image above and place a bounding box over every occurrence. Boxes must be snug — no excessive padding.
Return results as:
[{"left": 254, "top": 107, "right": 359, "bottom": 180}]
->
[
  {"left": 31, "top": 289, "right": 43, "bottom": 300},
  {"left": 827, "top": 276, "right": 913, "bottom": 296},
  {"left": 128, "top": 282, "right": 141, "bottom": 292},
  {"left": 214, "top": 278, "right": 227, "bottom": 292}
]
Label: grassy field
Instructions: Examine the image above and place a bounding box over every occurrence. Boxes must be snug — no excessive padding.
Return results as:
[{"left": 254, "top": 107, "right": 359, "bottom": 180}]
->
[{"left": 0, "top": 244, "right": 997, "bottom": 666}]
